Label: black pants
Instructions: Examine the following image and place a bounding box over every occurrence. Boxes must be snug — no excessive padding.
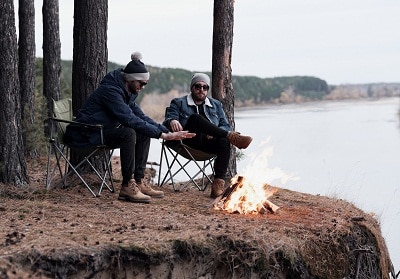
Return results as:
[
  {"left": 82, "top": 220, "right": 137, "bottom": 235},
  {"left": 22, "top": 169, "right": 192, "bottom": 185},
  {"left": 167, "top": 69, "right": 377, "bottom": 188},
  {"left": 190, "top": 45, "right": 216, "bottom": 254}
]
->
[
  {"left": 103, "top": 127, "right": 150, "bottom": 185},
  {"left": 181, "top": 114, "right": 230, "bottom": 179}
]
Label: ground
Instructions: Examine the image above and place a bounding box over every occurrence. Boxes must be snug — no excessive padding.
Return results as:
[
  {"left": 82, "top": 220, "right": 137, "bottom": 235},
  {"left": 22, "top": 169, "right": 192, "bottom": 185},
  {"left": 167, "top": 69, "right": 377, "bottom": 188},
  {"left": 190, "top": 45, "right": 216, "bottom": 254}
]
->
[{"left": 0, "top": 157, "right": 394, "bottom": 278}]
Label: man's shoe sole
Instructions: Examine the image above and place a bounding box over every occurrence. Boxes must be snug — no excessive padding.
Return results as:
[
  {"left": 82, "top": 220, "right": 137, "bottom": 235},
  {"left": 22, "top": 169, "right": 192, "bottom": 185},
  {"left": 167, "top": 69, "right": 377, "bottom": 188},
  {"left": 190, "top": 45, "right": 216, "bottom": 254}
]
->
[
  {"left": 140, "top": 190, "right": 164, "bottom": 198},
  {"left": 146, "top": 193, "right": 164, "bottom": 198},
  {"left": 118, "top": 196, "right": 151, "bottom": 204}
]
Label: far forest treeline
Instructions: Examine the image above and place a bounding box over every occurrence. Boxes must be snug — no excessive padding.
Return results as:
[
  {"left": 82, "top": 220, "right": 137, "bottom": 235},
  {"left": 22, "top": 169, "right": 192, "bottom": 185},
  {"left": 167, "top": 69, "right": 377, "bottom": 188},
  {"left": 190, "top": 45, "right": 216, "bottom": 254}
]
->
[{"left": 37, "top": 58, "right": 400, "bottom": 107}]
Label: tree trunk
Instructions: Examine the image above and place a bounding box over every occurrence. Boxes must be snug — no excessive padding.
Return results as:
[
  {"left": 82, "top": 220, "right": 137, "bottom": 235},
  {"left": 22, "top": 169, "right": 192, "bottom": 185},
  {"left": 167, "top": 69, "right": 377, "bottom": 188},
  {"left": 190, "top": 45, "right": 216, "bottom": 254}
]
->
[
  {"left": 0, "top": 0, "right": 29, "bottom": 185},
  {"left": 72, "top": 0, "right": 108, "bottom": 116},
  {"left": 18, "top": 0, "right": 37, "bottom": 157},
  {"left": 71, "top": 0, "right": 108, "bottom": 166},
  {"left": 42, "top": 0, "right": 61, "bottom": 133},
  {"left": 212, "top": 0, "right": 237, "bottom": 178}
]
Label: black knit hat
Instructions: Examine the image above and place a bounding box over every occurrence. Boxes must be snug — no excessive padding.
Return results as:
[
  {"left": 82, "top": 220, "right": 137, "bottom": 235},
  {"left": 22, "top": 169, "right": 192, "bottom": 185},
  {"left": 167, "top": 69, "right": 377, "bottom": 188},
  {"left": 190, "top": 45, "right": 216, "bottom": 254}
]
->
[{"left": 122, "top": 52, "right": 150, "bottom": 81}]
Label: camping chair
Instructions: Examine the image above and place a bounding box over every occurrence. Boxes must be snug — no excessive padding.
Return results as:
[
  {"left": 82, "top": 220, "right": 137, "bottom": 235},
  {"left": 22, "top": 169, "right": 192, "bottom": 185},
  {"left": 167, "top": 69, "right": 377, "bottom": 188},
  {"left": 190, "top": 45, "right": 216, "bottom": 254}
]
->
[
  {"left": 157, "top": 140, "right": 216, "bottom": 192},
  {"left": 45, "top": 98, "right": 115, "bottom": 197}
]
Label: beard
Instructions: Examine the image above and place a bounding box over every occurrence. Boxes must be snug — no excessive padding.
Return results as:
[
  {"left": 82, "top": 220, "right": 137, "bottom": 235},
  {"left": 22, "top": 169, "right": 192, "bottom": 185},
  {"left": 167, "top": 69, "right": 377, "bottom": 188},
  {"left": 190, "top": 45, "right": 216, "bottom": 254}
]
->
[
  {"left": 128, "top": 82, "right": 140, "bottom": 94},
  {"left": 191, "top": 92, "right": 206, "bottom": 103}
]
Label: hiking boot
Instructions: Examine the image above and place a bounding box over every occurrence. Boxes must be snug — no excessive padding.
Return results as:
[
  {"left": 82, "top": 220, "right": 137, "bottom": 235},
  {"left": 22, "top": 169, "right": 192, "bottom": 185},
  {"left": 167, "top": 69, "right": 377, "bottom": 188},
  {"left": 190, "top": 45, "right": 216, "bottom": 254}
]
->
[
  {"left": 227, "top": 131, "right": 253, "bottom": 149},
  {"left": 118, "top": 181, "right": 151, "bottom": 203},
  {"left": 136, "top": 179, "right": 164, "bottom": 198},
  {"left": 210, "top": 178, "right": 225, "bottom": 198}
]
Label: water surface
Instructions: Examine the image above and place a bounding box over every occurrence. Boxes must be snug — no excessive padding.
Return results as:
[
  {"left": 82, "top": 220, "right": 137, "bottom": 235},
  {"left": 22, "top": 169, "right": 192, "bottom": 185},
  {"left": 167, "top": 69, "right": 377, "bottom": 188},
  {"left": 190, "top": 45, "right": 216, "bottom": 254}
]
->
[
  {"left": 138, "top": 98, "right": 400, "bottom": 269},
  {"left": 233, "top": 98, "right": 400, "bottom": 269}
]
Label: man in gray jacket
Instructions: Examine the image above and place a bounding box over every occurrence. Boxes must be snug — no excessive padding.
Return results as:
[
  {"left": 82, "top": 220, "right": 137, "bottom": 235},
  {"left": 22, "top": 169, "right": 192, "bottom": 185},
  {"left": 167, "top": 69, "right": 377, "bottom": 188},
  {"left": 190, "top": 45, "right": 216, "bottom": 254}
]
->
[
  {"left": 163, "top": 73, "right": 252, "bottom": 198},
  {"left": 65, "top": 52, "right": 194, "bottom": 203}
]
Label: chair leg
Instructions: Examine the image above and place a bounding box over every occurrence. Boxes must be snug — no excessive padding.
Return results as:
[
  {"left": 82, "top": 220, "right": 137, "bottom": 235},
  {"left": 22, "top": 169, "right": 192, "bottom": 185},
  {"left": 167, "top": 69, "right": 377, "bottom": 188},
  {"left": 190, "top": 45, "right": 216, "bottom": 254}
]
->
[
  {"left": 176, "top": 146, "right": 214, "bottom": 191},
  {"left": 95, "top": 150, "right": 115, "bottom": 196},
  {"left": 177, "top": 160, "right": 213, "bottom": 192},
  {"left": 73, "top": 149, "right": 115, "bottom": 197},
  {"left": 157, "top": 141, "right": 216, "bottom": 192},
  {"left": 105, "top": 150, "right": 115, "bottom": 193},
  {"left": 46, "top": 142, "right": 70, "bottom": 190},
  {"left": 49, "top": 149, "right": 116, "bottom": 197},
  {"left": 159, "top": 144, "right": 180, "bottom": 191},
  {"left": 53, "top": 148, "right": 98, "bottom": 197},
  {"left": 46, "top": 141, "right": 55, "bottom": 190},
  {"left": 157, "top": 143, "right": 166, "bottom": 188},
  {"left": 45, "top": 113, "right": 116, "bottom": 197},
  {"left": 200, "top": 159, "right": 214, "bottom": 191}
]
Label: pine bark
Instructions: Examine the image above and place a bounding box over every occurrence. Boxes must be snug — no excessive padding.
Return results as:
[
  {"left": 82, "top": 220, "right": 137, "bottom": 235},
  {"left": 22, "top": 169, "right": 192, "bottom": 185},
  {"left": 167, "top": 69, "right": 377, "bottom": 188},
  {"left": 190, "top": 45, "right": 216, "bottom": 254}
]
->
[
  {"left": 0, "top": 0, "right": 29, "bottom": 185},
  {"left": 72, "top": 0, "right": 108, "bottom": 115},
  {"left": 70, "top": 0, "right": 108, "bottom": 166},
  {"left": 18, "top": 0, "right": 37, "bottom": 157},
  {"left": 43, "top": 0, "right": 61, "bottom": 119},
  {"left": 212, "top": 0, "right": 237, "bottom": 177}
]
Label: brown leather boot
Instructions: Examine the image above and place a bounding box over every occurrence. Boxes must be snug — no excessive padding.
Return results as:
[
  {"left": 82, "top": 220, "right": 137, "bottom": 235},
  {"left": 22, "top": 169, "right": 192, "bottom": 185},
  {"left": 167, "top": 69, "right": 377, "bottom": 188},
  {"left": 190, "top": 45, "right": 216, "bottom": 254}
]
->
[
  {"left": 118, "top": 181, "right": 151, "bottom": 203},
  {"left": 137, "top": 179, "right": 164, "bottom": 198},
  {"left": 210, "top": 178, "right": 225, "bottom": 198},
  {"left": 227, "top": 131, "right": 253, "bottom": 149}
]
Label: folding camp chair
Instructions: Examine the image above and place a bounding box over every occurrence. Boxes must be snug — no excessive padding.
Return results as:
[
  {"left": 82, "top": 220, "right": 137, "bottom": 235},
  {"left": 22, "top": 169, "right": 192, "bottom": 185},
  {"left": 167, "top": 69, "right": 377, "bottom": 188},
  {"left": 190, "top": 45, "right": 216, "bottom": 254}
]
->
[
  {"left": 45, "top": 98, "right": 115, "bottom": 197},
  {"left": 157, "top": 140, "right": 216, "bottom": 192}
]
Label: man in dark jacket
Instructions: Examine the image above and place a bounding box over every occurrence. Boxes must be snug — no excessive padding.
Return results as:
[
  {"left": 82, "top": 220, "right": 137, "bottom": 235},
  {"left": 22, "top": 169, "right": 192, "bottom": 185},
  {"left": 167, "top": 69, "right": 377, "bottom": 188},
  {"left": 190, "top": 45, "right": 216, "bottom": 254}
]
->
[
  {"left": 65, "top": 52, "right": 194, "bottom": 203},
  {"left": 163, "top": 73, "right": 252, "bottom": 198}
]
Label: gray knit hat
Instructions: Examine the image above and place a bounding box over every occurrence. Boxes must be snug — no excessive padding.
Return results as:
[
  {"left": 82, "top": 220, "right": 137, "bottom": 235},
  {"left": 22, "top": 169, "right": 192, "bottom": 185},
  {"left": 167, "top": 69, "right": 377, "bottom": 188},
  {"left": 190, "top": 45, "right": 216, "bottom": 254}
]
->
[
  {"left": 190, "top": 73, "right": 210, "bottom": 88},
  {"left": 122, "top": 52, "right": 150, "bottom": 81}
]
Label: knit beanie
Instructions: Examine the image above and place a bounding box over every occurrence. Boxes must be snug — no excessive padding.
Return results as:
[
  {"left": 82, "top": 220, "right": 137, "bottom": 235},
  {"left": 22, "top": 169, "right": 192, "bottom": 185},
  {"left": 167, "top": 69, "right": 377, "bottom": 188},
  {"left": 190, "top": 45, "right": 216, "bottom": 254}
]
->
[
  {"left": 190, "top": 73, "right": 210, "bottom": 88},
  {"left": 122, "top": 52, "right": 150, "bottom": 81}
]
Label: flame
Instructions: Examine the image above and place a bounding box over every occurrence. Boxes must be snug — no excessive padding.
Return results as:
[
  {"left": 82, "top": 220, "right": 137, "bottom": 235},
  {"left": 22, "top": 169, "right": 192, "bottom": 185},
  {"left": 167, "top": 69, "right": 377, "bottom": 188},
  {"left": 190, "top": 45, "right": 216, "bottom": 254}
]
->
[
  {"left": 215, "top": 140, "right": 299, "bottom": 214},
  {"left": 219, "top": 175, "right": 278, "bottom": 214},
  {"left": 241, "top": 140, "right": 299, "bottom": 185}
]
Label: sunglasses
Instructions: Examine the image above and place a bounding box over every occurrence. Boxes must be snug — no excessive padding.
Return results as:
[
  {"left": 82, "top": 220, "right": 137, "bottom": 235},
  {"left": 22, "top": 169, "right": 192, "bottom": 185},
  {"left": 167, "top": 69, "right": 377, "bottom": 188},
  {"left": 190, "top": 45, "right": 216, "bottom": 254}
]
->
[
  {"left": 137, "top": 80, "right": 148, "bottom": 87},
  {"left": 193, "top": 84, "right": 209, "bottom": 91}
]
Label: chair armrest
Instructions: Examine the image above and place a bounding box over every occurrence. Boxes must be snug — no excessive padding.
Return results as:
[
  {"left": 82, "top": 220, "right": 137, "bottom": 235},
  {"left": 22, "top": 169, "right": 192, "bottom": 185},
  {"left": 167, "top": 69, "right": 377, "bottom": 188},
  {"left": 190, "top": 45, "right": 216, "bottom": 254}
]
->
[
  {"left": 46, "top": 117, "right": 103, "bottom": 129},
  {"left": 46, "top": 117, "right": 105, "bottom": 145}
]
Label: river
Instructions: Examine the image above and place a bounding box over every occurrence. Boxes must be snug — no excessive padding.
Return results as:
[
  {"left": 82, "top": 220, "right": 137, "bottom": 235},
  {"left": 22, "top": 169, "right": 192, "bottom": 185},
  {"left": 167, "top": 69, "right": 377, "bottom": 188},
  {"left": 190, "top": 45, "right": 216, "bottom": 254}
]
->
[{"left": 143, "top": 97, "right": 400, "bottom": 269}]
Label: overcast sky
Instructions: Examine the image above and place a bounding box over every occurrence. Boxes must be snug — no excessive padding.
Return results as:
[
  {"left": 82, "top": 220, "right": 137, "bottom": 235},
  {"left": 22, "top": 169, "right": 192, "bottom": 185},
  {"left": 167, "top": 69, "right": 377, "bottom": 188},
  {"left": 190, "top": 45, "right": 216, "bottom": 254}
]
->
[{"left": 23, "top": 0, "right": 400, "bottom": 85}]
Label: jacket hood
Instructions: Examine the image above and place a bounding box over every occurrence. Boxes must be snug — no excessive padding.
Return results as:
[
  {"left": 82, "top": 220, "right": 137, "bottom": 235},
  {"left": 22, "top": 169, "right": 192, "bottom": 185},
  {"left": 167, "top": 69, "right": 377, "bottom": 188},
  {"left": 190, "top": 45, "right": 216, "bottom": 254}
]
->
[
  {"left": 101, "top": 68, "right": 138, "bottom": 102},
  {"left": 100, "top": 69, "right": 125, "bottom": 89}
]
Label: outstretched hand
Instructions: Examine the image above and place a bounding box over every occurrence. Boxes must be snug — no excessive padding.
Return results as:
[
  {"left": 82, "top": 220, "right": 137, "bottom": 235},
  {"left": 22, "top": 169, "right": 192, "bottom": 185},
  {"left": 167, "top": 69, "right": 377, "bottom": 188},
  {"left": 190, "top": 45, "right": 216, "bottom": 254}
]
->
[{"left": 161, "top": 130, "right": 196, "bottom": 141}]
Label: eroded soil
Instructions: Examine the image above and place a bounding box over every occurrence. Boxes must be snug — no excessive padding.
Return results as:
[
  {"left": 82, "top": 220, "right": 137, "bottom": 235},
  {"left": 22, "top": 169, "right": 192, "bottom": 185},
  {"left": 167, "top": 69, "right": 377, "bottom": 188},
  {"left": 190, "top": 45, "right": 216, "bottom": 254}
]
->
[{"left": 0, "top": 157, "right": 393, "bottom": 278}]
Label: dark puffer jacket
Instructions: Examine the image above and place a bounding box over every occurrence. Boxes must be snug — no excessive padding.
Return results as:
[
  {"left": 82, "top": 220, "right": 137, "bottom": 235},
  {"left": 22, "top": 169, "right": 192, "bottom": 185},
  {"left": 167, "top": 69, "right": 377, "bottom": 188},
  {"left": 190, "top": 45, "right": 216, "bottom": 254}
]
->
[{"left": 65, "top": 69, "right": 168, "bottom": 146}]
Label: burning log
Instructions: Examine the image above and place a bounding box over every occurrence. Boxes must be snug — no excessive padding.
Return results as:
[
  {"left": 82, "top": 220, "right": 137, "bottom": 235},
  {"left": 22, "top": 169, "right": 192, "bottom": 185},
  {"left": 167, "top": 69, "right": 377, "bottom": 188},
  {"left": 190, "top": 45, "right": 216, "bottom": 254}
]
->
[
  {"left": 212, "top": 176, "right": 243, "bottom": 209},
  {"left": 220, "top": 176, "right": 243, "bottom": 200},
  {"left": 214, "top": 175, "right": 279, "bottom": 214},
  {"left": 257, "top": 200, "right": 280, "bottom": 214}
]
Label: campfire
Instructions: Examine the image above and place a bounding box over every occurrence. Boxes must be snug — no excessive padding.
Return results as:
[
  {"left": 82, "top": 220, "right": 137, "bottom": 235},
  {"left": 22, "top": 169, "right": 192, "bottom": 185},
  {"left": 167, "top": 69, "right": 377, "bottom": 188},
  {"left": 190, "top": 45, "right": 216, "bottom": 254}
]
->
[
  {"left": 213, "top": 142, "right": 300, "bottom": 214},
  {"left": 214, "top": 175, "right": 279, "bottom": 214}
]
